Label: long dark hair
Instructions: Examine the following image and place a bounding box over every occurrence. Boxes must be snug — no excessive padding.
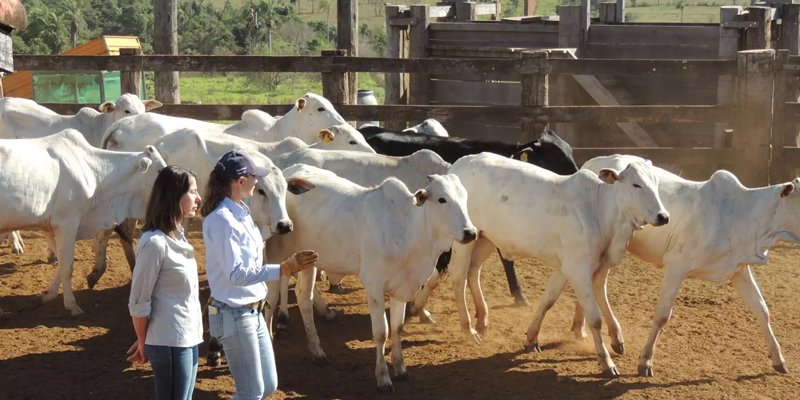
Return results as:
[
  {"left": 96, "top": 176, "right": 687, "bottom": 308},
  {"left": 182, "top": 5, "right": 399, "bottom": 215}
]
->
[
  {"left": 200, "top": 167, "right": 234, "bottom": 217},
  {"left": 142, "top": 165, "right": 197, "bottom": 235}
]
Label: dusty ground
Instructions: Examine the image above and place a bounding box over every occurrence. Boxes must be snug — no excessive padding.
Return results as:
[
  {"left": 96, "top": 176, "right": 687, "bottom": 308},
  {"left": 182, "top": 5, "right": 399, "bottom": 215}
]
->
[{"left": 1, "top": 229, "right": 799, "bottom": 400}]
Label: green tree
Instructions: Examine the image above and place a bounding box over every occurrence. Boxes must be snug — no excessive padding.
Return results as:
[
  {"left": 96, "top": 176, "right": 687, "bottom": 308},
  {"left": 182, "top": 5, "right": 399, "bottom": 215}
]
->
[{"left": 59, "top": 0, "right": 92, "bottom": 49}]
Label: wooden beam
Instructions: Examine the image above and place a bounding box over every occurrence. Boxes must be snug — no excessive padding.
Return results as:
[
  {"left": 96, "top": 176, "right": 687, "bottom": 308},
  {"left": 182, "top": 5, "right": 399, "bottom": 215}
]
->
[
  {"left": 409, "top": 5, "right": 431, "bottom": 105},
  {"left": 520, "top": 50, "right": 549, "bottom": 142},
  {"left": 781, "top": 4, "right": 800, "bottom": 55},
  {"left": 385, "top": 4, "right": 406, "bottom": 130},
  {"left": 714, "top": 6, "right": 742, "bottom": 148},
  {"left": 337, "top": 0, "right": 358, "bottom": 104},
  {"left": 153, "top": 0, "right": 179, "bottom": 103},
  {"left": 527, "top": 58, "right": 737, "bottom": 76},
  {"left": 119, "top": 48, "right": 141, "bottom": 98},
  {"left": 744, "top": 6, "right": 772, "bottom": 50},
  {"left": 734, "top": 49, "right": 775, "bottom": 185},
  {"left": 321, "top": 50, "right": 348, "bottom": 105}
]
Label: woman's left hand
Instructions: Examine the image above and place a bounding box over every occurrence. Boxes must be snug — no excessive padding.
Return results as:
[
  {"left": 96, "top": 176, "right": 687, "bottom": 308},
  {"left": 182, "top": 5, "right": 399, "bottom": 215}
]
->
[{"left": 126, "top": 339, "right": 148, "bottom": 364}]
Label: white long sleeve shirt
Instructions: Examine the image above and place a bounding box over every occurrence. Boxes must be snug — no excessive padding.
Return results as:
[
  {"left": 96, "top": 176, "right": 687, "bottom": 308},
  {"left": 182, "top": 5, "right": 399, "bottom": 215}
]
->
[
  {"left": 128, "top": 229, "right": 203, "bottom": 348},
  {"left": 202, "top": 197, "right": 281, "bottom": 307}
]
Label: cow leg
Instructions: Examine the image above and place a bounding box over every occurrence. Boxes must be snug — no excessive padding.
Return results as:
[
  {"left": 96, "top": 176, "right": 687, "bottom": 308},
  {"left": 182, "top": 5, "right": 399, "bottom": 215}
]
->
[
  {"left": 408, "top": 251, "right": 449, "bottom": 324},
  {"left": 366, "top": 288, "right": 392, "bottom": 392},
  {"left": 117, "top": 219, "right": 138, "bottom": 271},
  {"left": 295, "top": 267, "right": 327, "bottom": 363},
  {"left": 87, "top": 228, "right": 112, "bottom": 289},
  {"left": 571, "top": 302, "right": 588, "bottom": 341},
  {"left": 327, "top": 272, "right": 346, "bottom": 294},
  {"left": 388, "top": 298, "right": 408, "bottom": 379},
  {"left": 312, "top": 286, "right": 336, "bottom": 321},
  {"left": 449, "top": 239, "right": 481, "bottom": 342},
  {"left": 564, "top": 265, "right": 618, "bottom": 377},
  {"left": 206, "top": 336, "right": 224, "bottom": 367},
  {"left": 638, "top": 269, "right": 685, "bottom": 377},
  {"left": 731, "top": 266, "right": 788, "bottom": 373},
  {"left": 265, "top": 279, "right": 281, "bottom": 337},
  {"left": 274, "top": 275, "right": 291, "bottom": 336},
  {"left": 10, "top": 231, "right": 25, "bottom": 255},
  {"left": 468, "top": 239, "right": 497, "bottom": 335},
  {"left": 45, "top": 234, "right": 58, "bottom": 264},
  {"left": 497, "top": 249, "right": 528, "bottom": 306},
  {"left": 41, "top": 236, "right": 63, "bottom": 304},
  {"left": 593, "top": 266, "right": 624, "bottom": 355},
  {"left": 525, "top": 271, "right": 568, "bottom": 352},
  {"left": 52, "top": 229, "right": 82, "bottom": 316}
]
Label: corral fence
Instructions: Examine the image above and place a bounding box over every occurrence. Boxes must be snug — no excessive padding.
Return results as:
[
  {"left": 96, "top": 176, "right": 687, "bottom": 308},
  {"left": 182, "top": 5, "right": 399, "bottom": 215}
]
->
[{"left": 12, "top": 0, "right": 800, "bottom": 188}]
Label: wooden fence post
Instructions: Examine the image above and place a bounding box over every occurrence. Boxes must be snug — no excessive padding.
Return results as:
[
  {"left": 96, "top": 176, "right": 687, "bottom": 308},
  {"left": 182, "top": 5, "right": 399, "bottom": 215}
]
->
[
  {"left": 744, "top": 6, "right": 772, "bottom": 50},
  {"left": 409, "top": 5, "right": 430, "bottom": 106},
  {"left": 714, "top": 6, "right": 742, "bottom": 149},
  {"left": 321, "top": 49, "right": 348, "bottom": 106},
  {"left": 119, "top": 48, "right": 141, "bottom": 98},
  {"left": 520, "top": 50, "right": 549, "bottom": 143},
  {"left": 599, "top": 2, "right": 617, "bottom": 23},
  {"left": 780, "top": 4, "right": 800, "bottom": 55},
  {"left": 456, "top": 0, "right": 477, "bottom": 21},
  {"left": 558, "top": 5, "right": 581, "bottom": 48},
  {"left": 385, "top": 5, "right": 407, "bottom": 130},
  {"left": 548, "top": 49, "right": 577, "bottom": 145},
  {"left": 772, "top": 50, "right": 790, "bottom": 183},
  {"left": 579, "top": 0, "right": 591, "bottom": 57},
  {"left": 615, "top": 0, "right": 625, "bottom": 22},
  {"left": 734, "top": 49, "right": 775, "bottom": 186},
  {"left": 337, "top": 0, "right": 358, "bottom": 104},
  {"left": 154, "top": 0, "right": 179, "bottom": 103}
]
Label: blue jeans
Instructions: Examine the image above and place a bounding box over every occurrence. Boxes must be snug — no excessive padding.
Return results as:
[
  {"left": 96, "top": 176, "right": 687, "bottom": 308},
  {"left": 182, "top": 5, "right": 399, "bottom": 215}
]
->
[
  {"left": 209, "top": 299, "right": 278, "bottom": 400},
  {"left": 144, "top": 344, "right": 198, "bottom": 400}
]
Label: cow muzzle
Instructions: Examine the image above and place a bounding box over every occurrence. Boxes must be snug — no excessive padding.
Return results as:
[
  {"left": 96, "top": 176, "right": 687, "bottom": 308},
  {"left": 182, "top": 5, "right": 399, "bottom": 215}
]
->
[
  {"left": 275, "top": 220, "right": 294, "bottom": 234},
  {"left": 653, "top": 212, "right": 670, "bottom": 227},
  {"left": 459, "top": 228, "right": 478, "bottom": 244}
]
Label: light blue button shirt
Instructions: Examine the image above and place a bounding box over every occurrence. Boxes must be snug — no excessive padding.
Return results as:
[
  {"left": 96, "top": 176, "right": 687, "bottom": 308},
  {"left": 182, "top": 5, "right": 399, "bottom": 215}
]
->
[{"left": 203, "top": 197, "right": 281, "bottom": 307}]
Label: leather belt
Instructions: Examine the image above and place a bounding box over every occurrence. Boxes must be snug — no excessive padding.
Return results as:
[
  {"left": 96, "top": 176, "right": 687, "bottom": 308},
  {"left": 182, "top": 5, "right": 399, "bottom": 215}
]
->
[{"left": 209, "top": 297, "right": 269, "bottom": 312}]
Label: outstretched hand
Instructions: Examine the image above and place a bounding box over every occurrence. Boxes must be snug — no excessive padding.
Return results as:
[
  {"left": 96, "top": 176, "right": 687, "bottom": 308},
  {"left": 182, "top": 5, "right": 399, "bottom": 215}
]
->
[{"left": 280, "top": 250, "right": 319, "bottom": 276}]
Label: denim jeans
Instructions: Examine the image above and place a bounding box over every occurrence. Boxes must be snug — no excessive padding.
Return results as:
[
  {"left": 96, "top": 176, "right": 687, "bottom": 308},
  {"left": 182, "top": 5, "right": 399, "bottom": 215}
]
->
[
  {"left": 209, "top": 299, "right": 278, "bottom": 400},
  {"left": 144, "top": 344, "right": 199, "bottom": 400}
]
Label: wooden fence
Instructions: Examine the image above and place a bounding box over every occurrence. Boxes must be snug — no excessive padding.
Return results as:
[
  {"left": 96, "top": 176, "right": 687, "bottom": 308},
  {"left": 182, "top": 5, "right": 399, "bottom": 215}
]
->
[{"left": 11, "top": 48, "right": 798, "bottom": 186}]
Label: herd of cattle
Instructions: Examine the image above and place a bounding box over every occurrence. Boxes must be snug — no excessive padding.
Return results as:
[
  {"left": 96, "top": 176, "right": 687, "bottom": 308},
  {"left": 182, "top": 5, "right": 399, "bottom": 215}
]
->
[{"left": 0, "top": 93, "right": 796, "bottom": 391}]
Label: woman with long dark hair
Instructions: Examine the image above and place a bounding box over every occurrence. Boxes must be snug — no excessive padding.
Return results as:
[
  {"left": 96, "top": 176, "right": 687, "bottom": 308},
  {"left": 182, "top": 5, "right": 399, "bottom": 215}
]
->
[
  {"left": 127, "top": 165, "right": 203, "bottom": 400},
  {"left": 202, "top": 150, "right": 317, "bottom": 400}
]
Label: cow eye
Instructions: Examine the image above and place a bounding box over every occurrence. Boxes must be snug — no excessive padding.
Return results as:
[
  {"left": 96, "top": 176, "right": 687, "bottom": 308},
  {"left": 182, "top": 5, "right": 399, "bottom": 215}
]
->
[
  {"left": 124, "top": 110, "right": 131, "bottom": 114},
  {"left": 257, "top": 189, "right": 266, "bottom": 196},
  {"left": 633, "top": 183, "right": 642, "bottom": 189},
  {"left": 438, "top": 198, "right": 447, "bottom": 204},
  {"left": 348, "top": 140, "right": 357, "bottom": 145},
  {"left": 317, "top": 107, "right": 325, "bottom": 112}
]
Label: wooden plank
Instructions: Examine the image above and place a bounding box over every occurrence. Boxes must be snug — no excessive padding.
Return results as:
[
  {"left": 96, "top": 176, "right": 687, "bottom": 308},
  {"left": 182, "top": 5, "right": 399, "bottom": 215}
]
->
[
  {"left": 428, "top": 36, "right": 558, "bottom": 49},
  {"left": 337, "top": 0, "right": 358, "bottom": 104},
  {"left": 427, "top": 45, "right": 527, "bottom": 60},
  {"left": 558, "top": 5, "right": 581, "bottom": 48},
  {"left": 474, "top": 3, "right": 499, "bottom": 16},
  {"left": 13, "top": 55, "right": 521, "bottom": 76},
  {"left": 428, "top": 21, "right": 558, "bottom": 33},
  {"left": 321, "top": 50, "right": 348, "bottom": 105},
  {"left": 119, "top": 48, "right": 141, "bottom": 97},
  {"left": 583, "top": 43, "right": 719, "bottom": 60},
  {"left": 780, "top": 4, "right": 800, "bottom": 55},
  {"left": 429, "top": 5, "right": 454, "bottom": 18},
  {"left": 772, "top": 50, "right": 790, "bottom": 182},
  {"left": 572, "top": 74, "right": 658, "bottom": 146},
  {"left": 154, "top": 0, "right": 179, "bottom": 103},
  {"left": 744, "top": 7, "right": 771, "bottom": 50},
  {"left": 40, "top": 103, "right": 731, "bottom": 124},
  {"left": 520, "top": 50, "right": 549, "bottom": 141},
  {"left": 531, "top": 58, "right": 737, "bottom": 76},
  {"left": 0, "top": 31, "right": 12, "bottom": 73},
  {"left": 456, "top": 0, "right": 476, "bottom": 21},
  {"left": 782, "top": 147, "right": 800, "bottom": 169},
  {"left": 715, "top": 6, "right": 742, "bottom": 148},
  {"left": 587, "top": 25, "right": 719, "bottom": 46},
  {"left": 430, "top": 79, "right": 520, "bottom": 105},
  {"left": 384, "top": 5, "right": 406, "bottom": 130}
]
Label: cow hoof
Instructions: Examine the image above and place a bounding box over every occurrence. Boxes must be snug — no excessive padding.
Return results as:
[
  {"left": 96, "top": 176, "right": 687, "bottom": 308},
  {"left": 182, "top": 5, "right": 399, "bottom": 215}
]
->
[
  {"left": 604, "top": 366, "right": 620, "bottom": 378},
  {"left": 86, "top": 272, "right": 101, "bottom": 290},
  {"left": 526, "top": 343, "right": 542, "bottom": 353},
  {"left": 47, "top": 254, "right": 58, "bottom": 264},
  {"left": 394, "top": 371, "right": 410, "bottom": 381},
  {"left": 328, "top": 284, "right": 345, "bottom": 294},
  {"left": 418, "top": 309, "right": 436, "bottom": 324},
  {"left": 611, "top": 342, "right": 625, "bottom": 355},
  {"left": 273, "top": 328, "right": 289, "bottom": 339},
  {"left": 513, "top": 295, "right": 530, "bottom": 307},
  {"left": 377, "top": 382, "right": 394, "bottom": 393},
  {"left": 311, "top": 354, "right": 328, "bottom": 366},
  {"left": 638, "top": 364, "right": 655, "bottom": 377},
  {"left": 774, "top": 364, "right": 789, "bottom": 374},
  {"left": 321, "top": 308, "right": 337, "bottom": 321},
  {"left": 206, "top": 352, "right": 223, "bottom": 367},
  {"left": 464, "top": 330, "right": 482, "bottom": 343},
  {"left": 69, "top": 307, "right": 85, "bottom": 317}
]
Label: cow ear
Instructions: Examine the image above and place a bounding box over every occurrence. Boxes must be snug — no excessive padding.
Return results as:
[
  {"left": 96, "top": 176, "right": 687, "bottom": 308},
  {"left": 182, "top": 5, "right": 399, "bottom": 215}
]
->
[
  {"left": 295, "top": 98, "right": 306, "bottom": 111},
  {"left": 287, "top": 177, "right": 315, "bottom": 195},
  {"left": 427, "top": 175, "right": 435, "bottom": 183},
  {"left": 99, "top": 101, "right": 116, "bottom": 113},
  {"left": 319, "top": 129, "right": 335, "bottom": 143},
  {"left": 598, "top": 168, "right": 619, "bottom": 183},
  {"left": 139, "top": 157, "right": 153, "bottom": 173},
  {"left": 780, "top": 183, "right": 794, "bottom": 198},
  {"left": 413, "top": 189, "right": 429, "bottom": 206},
  {"left": 519, "top": 151, "right": 529, "bottom": 162},
  {"left": 143, "top": 99, "right": 163, "bottom": 111}
]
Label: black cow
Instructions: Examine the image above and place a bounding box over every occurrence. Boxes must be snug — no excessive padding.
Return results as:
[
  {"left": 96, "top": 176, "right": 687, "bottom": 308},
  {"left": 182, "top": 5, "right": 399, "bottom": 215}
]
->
[{"left": 356, "top": 125, "right": 579, "bottom": 313}]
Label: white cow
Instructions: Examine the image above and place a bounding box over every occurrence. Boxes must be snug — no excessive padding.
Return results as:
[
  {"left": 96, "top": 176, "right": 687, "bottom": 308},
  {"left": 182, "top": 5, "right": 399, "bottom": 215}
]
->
[
  {"left": 0, "top": 129, "right": 167, "bottom": 315},
  {"left": 101, "top": 92, "right": 350, "bottom": 148},
  {"left": 424, "top": 152, "right": 669, "bottom": 377},
  {"left": 578, "top": 154, "right": 797, "bottom": 376},
  {"left": 265, "top": 164, "right": 476, "bottom": 392},
  {"left": 0, "top": 94, "right": 162, "bottom": 146},
  {"left": 0, "top": 94, "right": 162, "bottom": 255},
  {"left": 402, "top": 118, "right": 449, "bottom": 137},
  {"left": 268, "top": 148, "right": 452, "bottom": 329},
  {"left": 105, "top": 121, "right": 374, "bottom": 155}
]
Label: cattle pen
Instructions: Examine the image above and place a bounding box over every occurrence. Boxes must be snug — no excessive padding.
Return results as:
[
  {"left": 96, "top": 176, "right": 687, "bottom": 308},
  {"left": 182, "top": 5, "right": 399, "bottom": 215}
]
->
[{"left": 12, "top": 2, "right": 800, "bottom": 187}]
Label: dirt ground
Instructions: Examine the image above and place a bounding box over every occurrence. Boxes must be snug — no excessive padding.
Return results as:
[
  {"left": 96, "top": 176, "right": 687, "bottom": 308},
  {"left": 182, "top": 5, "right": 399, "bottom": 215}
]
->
[{"left": 1, "top": 229, "right": 800, "bottom": 400}]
